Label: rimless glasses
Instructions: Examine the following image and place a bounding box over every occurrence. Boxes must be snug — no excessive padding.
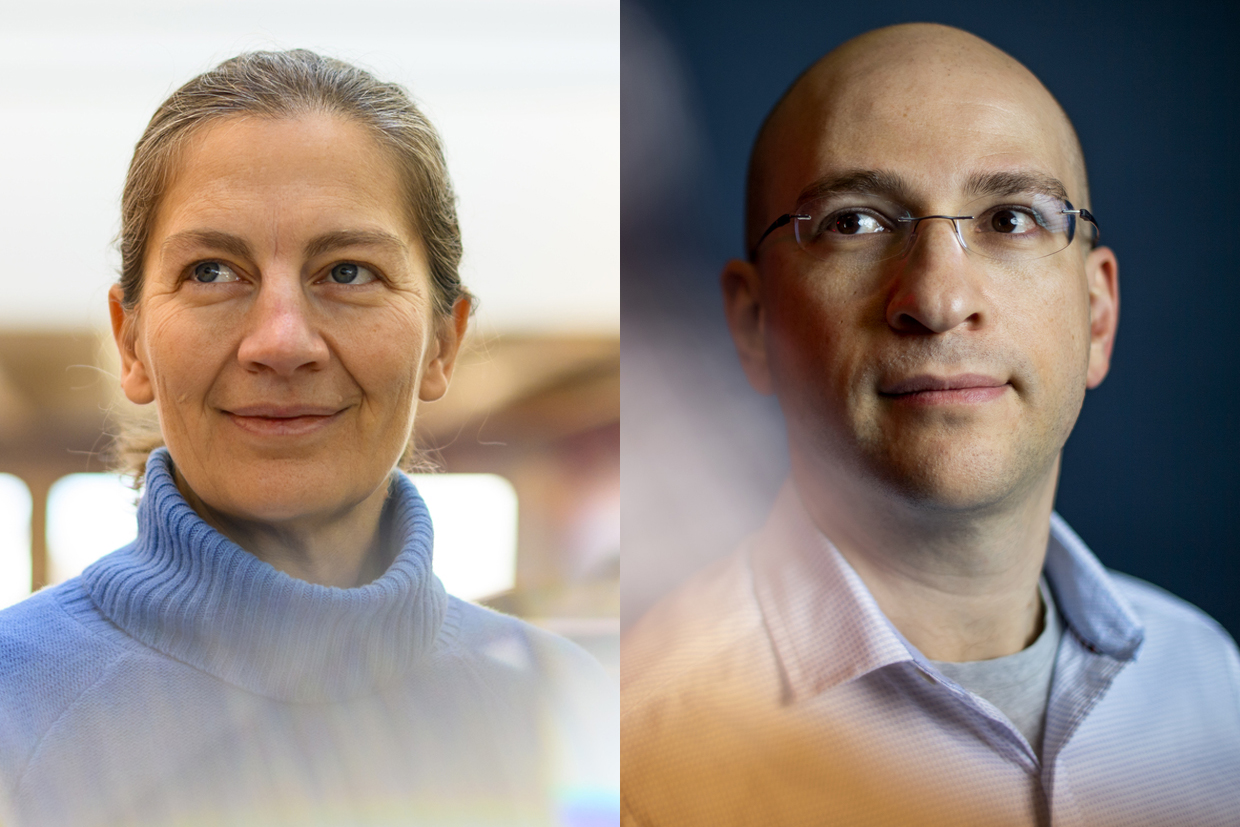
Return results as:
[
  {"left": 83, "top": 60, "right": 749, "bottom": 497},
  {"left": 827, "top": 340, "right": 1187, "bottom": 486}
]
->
[{"left": 749, "top": 190, "right": 1099, "bottom": 264}]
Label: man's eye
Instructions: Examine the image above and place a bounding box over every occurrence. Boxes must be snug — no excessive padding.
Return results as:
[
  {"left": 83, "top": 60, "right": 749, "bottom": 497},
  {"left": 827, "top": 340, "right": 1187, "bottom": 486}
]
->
[
  {"left": 327, "top": 263, "right": 378, "bottom": 284},
  {"left": 191, "top": 261, "right": 239, "bottom": 283},
  {"left": 826, "top": 211, "right": 888, "bottom": 235},
  {"left": 987, "top": 209, "right": 1041, "bottom": 234}
]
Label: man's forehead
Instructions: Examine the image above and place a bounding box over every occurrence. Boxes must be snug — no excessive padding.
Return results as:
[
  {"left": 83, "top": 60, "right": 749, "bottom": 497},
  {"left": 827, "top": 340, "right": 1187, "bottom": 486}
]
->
[
  {"left": 747, "top": 25, "right": 1088, "bottom": 240},
  {"left": 785, "top": 87, "right": 1069, "bottom": 199}
]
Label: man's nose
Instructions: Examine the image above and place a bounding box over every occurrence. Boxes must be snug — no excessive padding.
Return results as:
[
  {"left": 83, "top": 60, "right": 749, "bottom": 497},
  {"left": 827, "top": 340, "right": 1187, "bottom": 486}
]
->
[
  {"left": 885, "top": 218, "right": 987, "bottom": 335},
  {"left": 237, "top": 274, "right": 330, "bottom": 376}
]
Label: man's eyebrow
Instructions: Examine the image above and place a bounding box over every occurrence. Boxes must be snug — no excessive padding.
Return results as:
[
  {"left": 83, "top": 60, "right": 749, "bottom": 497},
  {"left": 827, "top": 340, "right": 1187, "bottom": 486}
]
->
[
  {"left": 304, "top": 230, "right": 409, "bottom": 260},
  {"left": 796, "top": 170, "right": 917, "bottom": 205},
  {"left": 794, "top": 169, "right": 1073, "bottom": 207},
  {"left": 161, "top": 229, "right": 253, "bottom": 260},
  {"left": 963, "top": 171, "right": 1070, "bottom": 201}
]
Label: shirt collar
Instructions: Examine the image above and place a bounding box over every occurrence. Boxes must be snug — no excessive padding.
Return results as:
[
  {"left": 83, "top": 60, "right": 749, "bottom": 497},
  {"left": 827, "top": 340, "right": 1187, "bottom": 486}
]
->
[
  {"left": 750, "top": 483, "right": 912, "bottom": 703},
  {"left": 1044, "top": 512, "right": 1144, "bottom": 661},
  {"left": 750, "top": 482, "right": 1145, "bottom": 705}
]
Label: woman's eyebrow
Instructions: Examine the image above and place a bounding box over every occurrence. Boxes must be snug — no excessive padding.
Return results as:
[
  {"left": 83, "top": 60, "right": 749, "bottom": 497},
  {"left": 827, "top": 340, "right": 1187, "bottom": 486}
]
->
[
  {"left": 159, "top": 229, "right": 409, "bottom": 262},
  {"left": 161, "top": 229, "right": 253, "bottom": 260},
  {"left": 304, "top": 230, "right": 409, "bottom": 260}
]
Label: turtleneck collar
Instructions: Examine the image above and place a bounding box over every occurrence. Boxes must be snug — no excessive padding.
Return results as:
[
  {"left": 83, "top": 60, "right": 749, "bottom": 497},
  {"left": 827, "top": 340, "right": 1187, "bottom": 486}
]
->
[{"left": 83, "top": 448, "right": 448, "bottom": 703}]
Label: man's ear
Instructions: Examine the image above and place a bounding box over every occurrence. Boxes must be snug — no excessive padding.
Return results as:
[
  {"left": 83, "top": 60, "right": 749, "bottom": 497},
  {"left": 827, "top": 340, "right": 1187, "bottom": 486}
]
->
[
  {"left": 721, "top": 258, "right": 774, "bottom": 395},
  {"left": 419, "top": 296, "right": 471, "bottom": 402},
  {"left": 108, "top": 284, "right": 155, "bottom": 405},
  {"left": 1084, "top": 246, "right": 1119, "bottom": 389}
]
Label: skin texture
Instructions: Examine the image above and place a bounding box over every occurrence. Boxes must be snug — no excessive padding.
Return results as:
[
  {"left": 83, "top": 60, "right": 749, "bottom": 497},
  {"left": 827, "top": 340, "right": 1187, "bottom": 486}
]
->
[
  {"left": 110, "top": 113, "right": 469, "bottom": 588},
  {"left": 722, "top": 24, "right": 1119, "bottom": 661}
]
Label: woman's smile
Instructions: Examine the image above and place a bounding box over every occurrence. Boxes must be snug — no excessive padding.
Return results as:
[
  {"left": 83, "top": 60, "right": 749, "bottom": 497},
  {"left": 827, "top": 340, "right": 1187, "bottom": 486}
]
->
[{"left": 223, "top": 404, "right": 349, "bottom": 437}]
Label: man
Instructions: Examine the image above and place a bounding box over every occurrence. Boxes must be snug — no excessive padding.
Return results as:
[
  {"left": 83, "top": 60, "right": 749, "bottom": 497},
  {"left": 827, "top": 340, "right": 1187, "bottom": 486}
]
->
[{"left": 621, "top": 23, "right": 1240, "bottom": 827}]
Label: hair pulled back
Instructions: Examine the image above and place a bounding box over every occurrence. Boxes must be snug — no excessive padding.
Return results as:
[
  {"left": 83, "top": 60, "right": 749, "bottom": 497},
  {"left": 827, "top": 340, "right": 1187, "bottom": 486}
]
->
[{"left": 119, "top": 48, "right": 468, "bottom": 314}]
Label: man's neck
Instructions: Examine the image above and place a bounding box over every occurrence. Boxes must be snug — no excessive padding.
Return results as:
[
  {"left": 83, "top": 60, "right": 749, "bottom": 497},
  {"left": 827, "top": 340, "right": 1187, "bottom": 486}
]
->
[{"left": 793, "top": 456, "right": 1059, "bottom": 663}]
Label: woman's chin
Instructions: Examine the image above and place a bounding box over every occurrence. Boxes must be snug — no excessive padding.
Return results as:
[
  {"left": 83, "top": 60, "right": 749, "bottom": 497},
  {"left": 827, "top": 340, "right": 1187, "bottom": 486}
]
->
[{"left": 174, "top": 454, "right": 393, "bottom": 530}]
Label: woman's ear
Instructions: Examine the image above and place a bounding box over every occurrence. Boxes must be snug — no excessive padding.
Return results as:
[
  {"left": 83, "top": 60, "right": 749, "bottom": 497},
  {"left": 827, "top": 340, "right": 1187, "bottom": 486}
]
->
[
  {"left": 418, "top": 297, "right": 471, "bottom": 402},
  {"left": 109, "top": 284, "right": 155, "bottom": 405}
]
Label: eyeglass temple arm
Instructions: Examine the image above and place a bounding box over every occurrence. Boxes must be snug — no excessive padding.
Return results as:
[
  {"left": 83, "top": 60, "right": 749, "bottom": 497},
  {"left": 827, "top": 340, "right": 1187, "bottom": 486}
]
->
[
  {"left": 1063, "top": 207, "right": 1100, "bottom": 245},
  {"left": 749, "top": 214, "right": 792, "bottom": 261},
  {"left": 1062, "top": 207, "right": 1098, "bottom": 228}
]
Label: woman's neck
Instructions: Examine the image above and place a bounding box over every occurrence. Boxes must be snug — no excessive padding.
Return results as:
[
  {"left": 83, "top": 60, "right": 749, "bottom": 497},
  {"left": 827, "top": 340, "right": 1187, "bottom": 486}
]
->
[{"left": 174, "top": 467, "right": 395, "bottom": 588}]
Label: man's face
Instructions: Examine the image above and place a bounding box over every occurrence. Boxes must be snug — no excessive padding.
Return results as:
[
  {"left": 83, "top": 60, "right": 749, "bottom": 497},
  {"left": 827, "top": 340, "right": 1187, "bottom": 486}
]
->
[{"left": 736, "top": 47, "right": 1117, "bottom": 512}]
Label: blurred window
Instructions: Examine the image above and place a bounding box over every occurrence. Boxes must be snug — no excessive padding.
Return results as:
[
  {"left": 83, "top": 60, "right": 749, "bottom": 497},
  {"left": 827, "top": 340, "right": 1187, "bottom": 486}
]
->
[
  {"left": 47, "top": 474, "right": 138, "bottom": 584},
  {"left": 0, "top": 474, "right": 32, "bottom": 609},
  {"left": 409, "top": 473, "right": 518, "bottom": 601}
]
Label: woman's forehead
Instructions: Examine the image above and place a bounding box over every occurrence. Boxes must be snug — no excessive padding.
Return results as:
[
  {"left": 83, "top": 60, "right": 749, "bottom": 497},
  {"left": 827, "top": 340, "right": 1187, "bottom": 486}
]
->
[
  {"left": 172, "top": 114, "right": 400, "bottom": 193},
  {"left": 152, "top": 114, "right": 419, "bottom": 251}
]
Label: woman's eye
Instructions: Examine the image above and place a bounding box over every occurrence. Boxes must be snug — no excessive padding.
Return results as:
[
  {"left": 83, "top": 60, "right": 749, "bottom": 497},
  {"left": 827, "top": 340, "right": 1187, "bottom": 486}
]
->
[
  {"left": 327, "top": 263, "right": 378, "bottom": 285},
  {"left": 988, "top": 209, "right": 1041, "bottom": 234},
  {"left": 191, "top": 261, "right": 239, "bottom": 283},
  {"left": 827, "top": 211, "right": 888, "bottom": 235}
]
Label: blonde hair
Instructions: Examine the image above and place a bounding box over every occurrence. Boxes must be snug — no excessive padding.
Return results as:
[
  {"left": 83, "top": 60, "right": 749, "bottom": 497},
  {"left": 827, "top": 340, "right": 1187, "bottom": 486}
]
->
[{"left": 113, "top": 49, "right": 470, "bottom": 482}]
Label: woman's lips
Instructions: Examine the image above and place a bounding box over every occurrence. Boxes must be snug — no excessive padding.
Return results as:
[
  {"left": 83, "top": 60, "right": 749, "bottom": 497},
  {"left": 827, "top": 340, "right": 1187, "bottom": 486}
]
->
[
  {"left": 224, "top": 407, "right": 344, "bottom": 436},
  {"left": 879, "top": 374, "right": 1010, "bottom": 406}
]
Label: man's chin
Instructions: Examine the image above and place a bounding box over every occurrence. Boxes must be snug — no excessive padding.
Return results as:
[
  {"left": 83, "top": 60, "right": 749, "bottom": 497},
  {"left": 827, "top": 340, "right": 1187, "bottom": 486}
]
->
[
  {"left": 876, "top": 475, "right": 1019, "bottom": 515},
  {"left": 860, "top": 446, "right": 1047, "bottom": 517}
]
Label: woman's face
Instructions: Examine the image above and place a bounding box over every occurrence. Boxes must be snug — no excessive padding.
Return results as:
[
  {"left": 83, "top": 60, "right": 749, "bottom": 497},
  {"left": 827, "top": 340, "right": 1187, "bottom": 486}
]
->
[{"left": 110, "top": 113, "right": 464, "bottom": 525}]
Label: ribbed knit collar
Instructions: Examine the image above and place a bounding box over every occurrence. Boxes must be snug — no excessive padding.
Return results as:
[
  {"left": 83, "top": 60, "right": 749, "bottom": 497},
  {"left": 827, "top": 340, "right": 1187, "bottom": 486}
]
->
[{"left": 83, "top": 448, "right": 448, "bottom": 703}]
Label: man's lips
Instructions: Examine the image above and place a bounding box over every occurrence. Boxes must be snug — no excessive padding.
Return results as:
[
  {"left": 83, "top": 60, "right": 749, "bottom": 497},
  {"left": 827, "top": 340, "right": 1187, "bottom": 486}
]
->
[
  {"left": 879, "top": 374, "right": 1010, "bottom": 405},
  {"left": 223, "top": 405, "right": 346, "bottom": 435}
]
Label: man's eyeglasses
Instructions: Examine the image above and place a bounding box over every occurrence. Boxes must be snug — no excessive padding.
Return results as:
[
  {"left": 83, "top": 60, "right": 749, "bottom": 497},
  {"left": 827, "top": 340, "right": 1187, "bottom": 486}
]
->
[{"left": 749, "top": 191, "right": 1099, "bottom": 264}]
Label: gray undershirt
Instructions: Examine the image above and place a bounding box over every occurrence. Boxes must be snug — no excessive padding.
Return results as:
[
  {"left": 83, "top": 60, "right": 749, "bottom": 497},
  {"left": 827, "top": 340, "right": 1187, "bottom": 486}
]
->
[{"left": 930, "top": 579, "right": 1063, "bottom": 759}]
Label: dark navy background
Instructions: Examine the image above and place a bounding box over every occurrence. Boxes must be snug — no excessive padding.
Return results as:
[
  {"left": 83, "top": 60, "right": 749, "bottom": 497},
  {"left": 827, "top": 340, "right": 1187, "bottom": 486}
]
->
[{"left": 625, "top": 1, "right": 1239, "bottom": 639}]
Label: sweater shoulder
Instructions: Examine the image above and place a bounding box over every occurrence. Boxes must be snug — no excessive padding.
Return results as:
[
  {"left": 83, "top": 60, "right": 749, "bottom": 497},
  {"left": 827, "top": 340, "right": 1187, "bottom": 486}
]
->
[
  {"left": 439, "top": 596, "right": 615, "bottom": 696},
  {"left": 0, "top": 581, "right": 134, "bottom": 776},
  {"left": 437, "top": 597, "right": 619, "bottom": 799},
  {"left": 0, "top": 580, "right": 132, "bottom": 694}
]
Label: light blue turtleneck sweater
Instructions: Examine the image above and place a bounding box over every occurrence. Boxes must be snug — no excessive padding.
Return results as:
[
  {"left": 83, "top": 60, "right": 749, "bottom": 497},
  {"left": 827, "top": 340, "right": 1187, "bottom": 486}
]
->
[{"left": 0, "top": 449, "right": 617, "bottom": 826}]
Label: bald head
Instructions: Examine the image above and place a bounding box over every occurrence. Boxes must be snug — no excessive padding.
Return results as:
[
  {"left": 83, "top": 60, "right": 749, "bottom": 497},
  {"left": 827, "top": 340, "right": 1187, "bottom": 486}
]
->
[{"left": 745, "top": 24, "right": 1089, "bottom": 254}]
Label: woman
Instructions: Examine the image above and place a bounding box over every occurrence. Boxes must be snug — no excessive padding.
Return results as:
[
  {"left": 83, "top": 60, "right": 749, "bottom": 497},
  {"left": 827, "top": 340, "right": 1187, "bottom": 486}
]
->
[{"left": 0, "top": 51, "right": 616, "bottom": 827}]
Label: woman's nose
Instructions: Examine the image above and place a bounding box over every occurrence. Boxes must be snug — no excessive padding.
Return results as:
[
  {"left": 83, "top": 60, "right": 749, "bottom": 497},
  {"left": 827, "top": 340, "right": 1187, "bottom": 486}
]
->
[
  {"left": 885, "top": 218, "right": 988, "bottom": 335},
  {"left": 236, "top": 276, "right": 330, "bottom": 376}
]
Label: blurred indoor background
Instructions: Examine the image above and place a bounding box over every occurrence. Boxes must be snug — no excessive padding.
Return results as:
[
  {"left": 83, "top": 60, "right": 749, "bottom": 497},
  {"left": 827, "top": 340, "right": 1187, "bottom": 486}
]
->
[
  {"left": 0, "top": 0, "right": 618, "bottom": 676},
  {"left": 621, "top": 0, "right": 1238, "bottom": 642}
]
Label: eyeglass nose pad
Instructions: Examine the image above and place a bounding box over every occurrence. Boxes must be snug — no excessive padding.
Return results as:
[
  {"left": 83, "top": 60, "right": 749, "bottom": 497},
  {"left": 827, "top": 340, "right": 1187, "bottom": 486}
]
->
[
  {"left": 897, "top": 215, "right": 971, "bottom": 260},
  {"left": 949, "top": 218, "right": 969, "bottom": 251},
  {"left": 894, "top": 223, "right": 919, "bottom": 261},
  {"left": 895, "top": 217, "right": 919, "bottom": 260}
]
